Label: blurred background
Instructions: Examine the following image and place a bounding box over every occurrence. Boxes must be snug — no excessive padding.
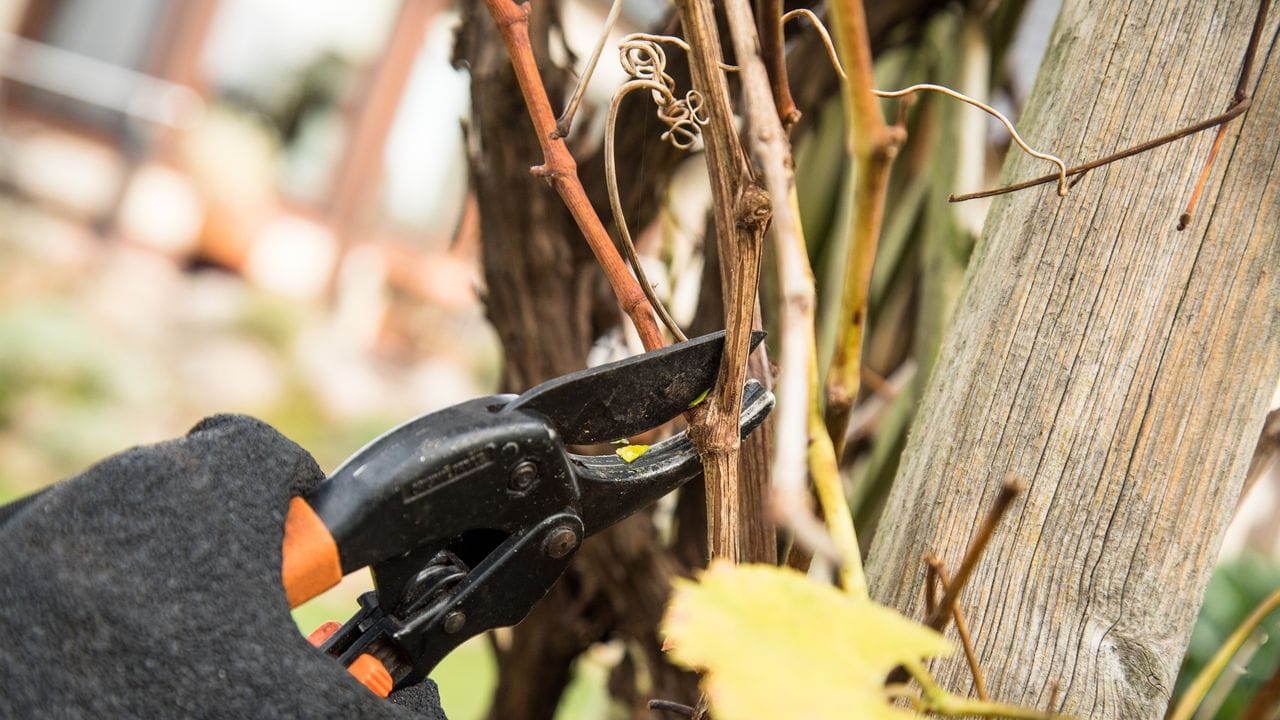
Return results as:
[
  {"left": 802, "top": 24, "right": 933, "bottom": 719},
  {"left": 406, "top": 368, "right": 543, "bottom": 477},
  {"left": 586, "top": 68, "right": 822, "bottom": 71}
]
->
[
  {"left": 0, "top": 1, "right": 1275, "bottom": 718},
  {"left": 0, "top": 0, "right": 515, "bottom": 715}
]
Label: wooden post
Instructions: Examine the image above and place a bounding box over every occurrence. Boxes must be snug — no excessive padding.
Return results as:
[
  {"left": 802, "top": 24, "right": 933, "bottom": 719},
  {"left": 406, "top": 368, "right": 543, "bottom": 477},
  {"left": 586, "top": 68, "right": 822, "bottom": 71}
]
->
[{"left": 865, "top": 2, "right": 1280, "bottom": 717}]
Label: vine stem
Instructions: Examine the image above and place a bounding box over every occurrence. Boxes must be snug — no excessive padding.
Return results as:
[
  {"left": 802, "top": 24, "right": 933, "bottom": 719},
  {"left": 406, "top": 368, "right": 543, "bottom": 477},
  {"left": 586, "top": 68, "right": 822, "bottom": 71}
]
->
[
  {"left": 822, "top": 0, "right": 907, "bottom": 459},
  {"left": 717, "top": 0, "right": 850, "bottom": 573},
  {"left": 482, "top": 0, "right": 664, "bottom": 351},
  {"left": 675, "top": 0, "right": 770, "bottom": 564}
]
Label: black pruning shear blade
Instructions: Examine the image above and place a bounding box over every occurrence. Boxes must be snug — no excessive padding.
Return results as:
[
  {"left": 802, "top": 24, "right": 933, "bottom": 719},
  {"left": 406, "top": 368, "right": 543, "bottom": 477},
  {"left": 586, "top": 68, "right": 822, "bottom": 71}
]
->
[{"left": 285, "top": 331, "right": 773, "bottom": 692}]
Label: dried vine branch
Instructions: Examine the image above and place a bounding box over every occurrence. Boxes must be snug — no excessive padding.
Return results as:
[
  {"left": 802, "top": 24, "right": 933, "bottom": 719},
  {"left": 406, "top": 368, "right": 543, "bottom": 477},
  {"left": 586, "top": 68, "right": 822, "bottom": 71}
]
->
[
  {"left": 674, "top": 0, "right": 771, "bottom": 564},
  {"left": 707, "top": 0, "right": 853, "bottom": 574},
  {"left": 1179, "top": 0, "right": 1270, "bottom": 228},
  {"left": 482, "top": 0, "right": 664, "bottom": 350},
  {"left": 925, "top": 554, "right": 988, "bottom": 700},
  {"left": 887, "top": 474, "right": 1025, "bottom": 688}
]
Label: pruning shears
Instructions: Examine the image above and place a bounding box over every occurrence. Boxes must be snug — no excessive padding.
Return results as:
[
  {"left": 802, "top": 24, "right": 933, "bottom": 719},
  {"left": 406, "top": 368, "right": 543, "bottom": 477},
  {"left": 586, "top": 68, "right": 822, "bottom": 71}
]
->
[{"left": 281, "top": 331, "right": 773, "bottom": 696}]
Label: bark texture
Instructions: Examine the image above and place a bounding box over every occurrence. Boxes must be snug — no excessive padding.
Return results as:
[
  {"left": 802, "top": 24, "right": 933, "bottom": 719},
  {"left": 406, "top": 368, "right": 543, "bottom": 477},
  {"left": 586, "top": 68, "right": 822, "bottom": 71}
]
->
[
  {"left": 459, "top": 3, "right": 594, "bottom": 390},
  {"left": 864, "top": 2, "right": 1280, "bottom": 718}
]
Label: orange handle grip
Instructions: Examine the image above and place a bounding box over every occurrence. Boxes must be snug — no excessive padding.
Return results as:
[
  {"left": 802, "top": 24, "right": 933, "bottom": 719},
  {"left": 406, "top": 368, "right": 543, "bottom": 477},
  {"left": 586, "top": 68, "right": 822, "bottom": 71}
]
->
[
  {"left": 282, "top": 496, "right": 343, "bottom": 608},
  {"left": 288, "top": 501, "right": 392, "bottom": 697},
  {"left": 308, "top": 621, "right": 393, "bottom": 697},
  {"left": 348, "top": 654, "right": 394, "bottom": 697}
]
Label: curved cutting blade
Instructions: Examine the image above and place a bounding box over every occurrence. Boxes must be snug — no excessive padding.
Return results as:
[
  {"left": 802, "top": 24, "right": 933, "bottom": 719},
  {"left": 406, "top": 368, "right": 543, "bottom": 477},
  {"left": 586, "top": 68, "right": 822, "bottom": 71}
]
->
[{"left": 506, "top": 330, "right": 765, "bottom": 444}]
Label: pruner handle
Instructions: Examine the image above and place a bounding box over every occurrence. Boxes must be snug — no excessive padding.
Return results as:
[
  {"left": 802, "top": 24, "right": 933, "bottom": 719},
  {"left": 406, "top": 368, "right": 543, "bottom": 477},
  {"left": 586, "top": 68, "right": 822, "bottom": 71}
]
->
[
  {"left": 281, "top": 497, "right": 343, "bottom": 608},
  {"left": 282, "top": 497, "right": 392, "bottom": 697}
]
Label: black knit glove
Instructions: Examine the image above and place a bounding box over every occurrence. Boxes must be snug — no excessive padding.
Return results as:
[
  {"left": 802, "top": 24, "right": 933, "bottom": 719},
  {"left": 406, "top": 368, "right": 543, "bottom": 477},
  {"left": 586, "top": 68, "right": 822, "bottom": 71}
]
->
[{"left": 0, "top": 415, "right": 447, "bottom": 719}]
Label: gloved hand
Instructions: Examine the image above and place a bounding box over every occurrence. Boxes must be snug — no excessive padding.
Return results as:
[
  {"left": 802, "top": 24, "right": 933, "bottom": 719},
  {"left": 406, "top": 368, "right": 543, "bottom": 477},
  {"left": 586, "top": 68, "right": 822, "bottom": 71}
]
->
[{"left": 0, "top": 415, "right": 447, "bottom": 719}]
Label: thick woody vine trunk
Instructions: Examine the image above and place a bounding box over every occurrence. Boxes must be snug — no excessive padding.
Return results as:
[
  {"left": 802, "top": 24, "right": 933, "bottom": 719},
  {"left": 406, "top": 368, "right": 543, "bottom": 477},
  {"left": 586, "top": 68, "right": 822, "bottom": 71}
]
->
[
  {"left": 457, "top": 4, "right": 700, "bottom": 718},
  {"left": 865, "top": 2, "right": 1280, "bottom": 718}
]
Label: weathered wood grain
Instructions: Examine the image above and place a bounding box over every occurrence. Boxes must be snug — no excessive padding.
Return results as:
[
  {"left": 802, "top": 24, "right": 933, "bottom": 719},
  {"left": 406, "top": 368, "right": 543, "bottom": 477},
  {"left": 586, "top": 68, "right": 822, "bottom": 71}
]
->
[{"left": 864, "top": 2, "right": 1280, "bottom": 717}]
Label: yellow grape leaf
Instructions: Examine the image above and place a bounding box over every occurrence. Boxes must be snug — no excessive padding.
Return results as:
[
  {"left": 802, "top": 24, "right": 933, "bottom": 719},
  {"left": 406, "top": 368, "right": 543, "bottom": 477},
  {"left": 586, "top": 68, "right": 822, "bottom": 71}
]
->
[
  {"left": 662, "top": 561, "right": 952, "bottom": 720},
  {"left": 615, "top": 444, "right": 650, "bottom": 463}
]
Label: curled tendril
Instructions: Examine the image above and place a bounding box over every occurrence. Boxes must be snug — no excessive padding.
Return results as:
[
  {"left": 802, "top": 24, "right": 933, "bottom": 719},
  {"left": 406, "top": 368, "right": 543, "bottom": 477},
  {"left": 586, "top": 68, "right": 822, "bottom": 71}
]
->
[
  {"left": 597, "top": 33, "right": 713, "bottom": 342},
  {"left": 618, "top": 34, "right": 707, "bottom": 150},
  {"left": 659, "top": 91, "right": 709, "bottom": 150},
  {"left": 874, "top": 83, "right": 1069, "bottom": 196}
]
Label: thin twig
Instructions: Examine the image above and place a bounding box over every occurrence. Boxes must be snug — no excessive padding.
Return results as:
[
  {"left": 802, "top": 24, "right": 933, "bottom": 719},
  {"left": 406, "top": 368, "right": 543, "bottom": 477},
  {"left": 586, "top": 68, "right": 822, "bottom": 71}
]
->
[
  {"left": 554, "top": 0, "right": 624, "bottom": 138},
  {"left": 924, "top": 474, "right": 1025, "bottom": 632},
  {"left": 1178, "top": 121, "right": 1231, "bottom": 230},
  {"left": 1234, "top": 1, "right": 1272, "bottom": 103},
  {"left": 482, "top": 0, "right": 664, "bottom": 350},
  {"left": 950, "top": 97, "right": 1251, "bottom": 202},
  {"left": 875, "top": 83, "right": 1067, "bottom": 196},
  {"left": 1167, "top": 587, "right": 1280, "bottom": 720},
  {"left": 1177, "top": 0, "right": 1270, "bottom": 229},
  {"left": 925, "top": 554, "right": 989, "bottom": 701}
]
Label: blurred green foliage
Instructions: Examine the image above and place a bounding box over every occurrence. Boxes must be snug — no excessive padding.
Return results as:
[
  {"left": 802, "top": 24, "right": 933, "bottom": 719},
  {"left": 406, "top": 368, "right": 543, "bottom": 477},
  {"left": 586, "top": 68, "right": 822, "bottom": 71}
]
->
[
  {"left": 1174, "top": 553, "right": 1280, "bottom": 718},
  {"left": 0, "top": 302, "right": 141, "bottom": 498},
  {"left": 233, "top": 294, "right": 306, "bottom": 353},
  {"left": 0, "top": 303, "right": 115, "bottom": 423}
]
